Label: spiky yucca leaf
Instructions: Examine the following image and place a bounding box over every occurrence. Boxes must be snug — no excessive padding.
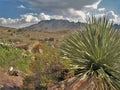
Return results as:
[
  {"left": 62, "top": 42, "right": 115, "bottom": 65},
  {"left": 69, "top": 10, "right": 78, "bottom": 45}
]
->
[{"left": 61, "top": 17, "right": 120, "bottom": 90}]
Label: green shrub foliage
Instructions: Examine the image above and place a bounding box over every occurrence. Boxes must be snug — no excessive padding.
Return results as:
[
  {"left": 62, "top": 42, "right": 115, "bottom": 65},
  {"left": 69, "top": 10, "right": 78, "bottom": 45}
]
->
[{"left": 61, "top": 17, "right": 120, "bottom": 90}]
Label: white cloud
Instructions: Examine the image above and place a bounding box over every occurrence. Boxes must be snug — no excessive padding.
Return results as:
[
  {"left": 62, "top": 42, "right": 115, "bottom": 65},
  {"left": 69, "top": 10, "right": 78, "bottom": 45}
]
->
[
  {"left": 20, "top": 0, "right": 103, "bottom": 22},
  {"left": 98, "top": 8, "right": 105, "bottom": 12},
  {"left": 67, "top": 8, "right": 86, "bottom": 22},
  {"left": 106, "top": 11, "right": 118, "bottom": 19},
  {"left": 87, "top": 10, "right": 120, "bottom": 24},
  {"left": 0, "top": 13, "right": 39, "bottom": 28},
  {"left": 38, "top": 13, "right": 64, "bottom": 20},
  {"left": 68, "top": 8, "right": 86, "bottom": 18},
  {"left": 18, "top": 5, "right": 26, "bottom": 9},
  {"left": 20, "top": 13, "right": 39, "bottom": 23},
  {"left": 38, "top": 13, "right": 50, "bottom": 20},
  {"left": 18, "top": 0, "right": 105, "bottom": 23},
  {"left": 105, "top": 11, "right": 119, "bottom": 23},
  {"left": 0, "top": 11, "right": 120, "bottom": 28},
  {"left": 21, "top": 0, "right": 101, "bottom": 13},
  {"left": 84, "top": 0, "right": 102, "bottom": 9}
]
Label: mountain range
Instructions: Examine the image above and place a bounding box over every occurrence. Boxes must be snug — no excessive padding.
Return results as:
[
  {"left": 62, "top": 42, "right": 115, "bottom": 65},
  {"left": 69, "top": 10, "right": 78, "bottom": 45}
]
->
[{"left": 24, "top": 19, "right": 85, "bottom": 31}]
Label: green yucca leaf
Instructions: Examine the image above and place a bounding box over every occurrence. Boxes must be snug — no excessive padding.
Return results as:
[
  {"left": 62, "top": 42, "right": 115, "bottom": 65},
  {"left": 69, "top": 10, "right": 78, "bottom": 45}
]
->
[{"left": 61, "top": 17, "right": 120, "bottom": 90}]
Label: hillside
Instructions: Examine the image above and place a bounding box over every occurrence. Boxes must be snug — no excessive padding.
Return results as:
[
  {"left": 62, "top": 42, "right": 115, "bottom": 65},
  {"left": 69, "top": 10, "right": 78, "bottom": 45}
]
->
[{"left": 0, "top": 25, "right": 75, "bottom": 46}]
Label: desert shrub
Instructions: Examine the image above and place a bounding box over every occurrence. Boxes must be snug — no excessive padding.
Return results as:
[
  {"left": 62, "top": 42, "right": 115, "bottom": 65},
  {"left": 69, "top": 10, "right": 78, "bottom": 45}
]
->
[
  {"left": 61, "top": 17, "right": 120, "bottom": 89},
  {"left": 48, "top": 37, "right": 54, "bottom": 41},
  {"left": 44, "top": 38, "right": 49, "bottom": 41},
  {"left": 16, "top": 29, "right": 23, "bottom": 32},
  {"left": 7, "top": 29, "right": 12, "bottom": 32},
  {"left": 30, "top": 38, "right": 36, "bottom": 41},
  {"left": 10, "top": 33, "right": 13, "bottom": 36}
]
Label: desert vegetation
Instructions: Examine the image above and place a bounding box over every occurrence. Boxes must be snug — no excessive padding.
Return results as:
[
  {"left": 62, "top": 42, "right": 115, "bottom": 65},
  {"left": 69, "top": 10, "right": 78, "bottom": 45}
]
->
[
  {"left": 61, "top": 17, "right": 120, "bottom": 90},
  {"left": 0, "top": 17, "right": 120, "bottom": 90},
  {"left": 0, "top": 41, "right": 71, "bottom": 89}
]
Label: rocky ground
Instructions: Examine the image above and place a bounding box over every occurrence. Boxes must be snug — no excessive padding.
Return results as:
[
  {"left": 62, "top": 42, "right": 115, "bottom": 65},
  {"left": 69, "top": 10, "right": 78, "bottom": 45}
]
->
[{"left": 0, "top": 71, "right": 23, "bottom": 90}]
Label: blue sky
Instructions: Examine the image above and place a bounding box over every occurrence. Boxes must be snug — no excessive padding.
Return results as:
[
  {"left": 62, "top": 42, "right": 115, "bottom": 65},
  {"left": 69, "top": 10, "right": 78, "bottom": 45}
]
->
[
  {"left": 99, "top": 0, "right": 120, "bottom": 15},
  {"left": 0, "top": 0, "right": 120, "bottom": 28},
  {"left": 0, "top": 0, "right": 32, "bottom": 18}
]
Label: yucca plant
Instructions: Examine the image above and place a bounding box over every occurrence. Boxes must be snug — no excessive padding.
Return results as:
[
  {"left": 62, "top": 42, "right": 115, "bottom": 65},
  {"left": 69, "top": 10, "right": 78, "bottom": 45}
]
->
[{"left": 61, "top": 17, "right": 120, "bottom": 90}]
